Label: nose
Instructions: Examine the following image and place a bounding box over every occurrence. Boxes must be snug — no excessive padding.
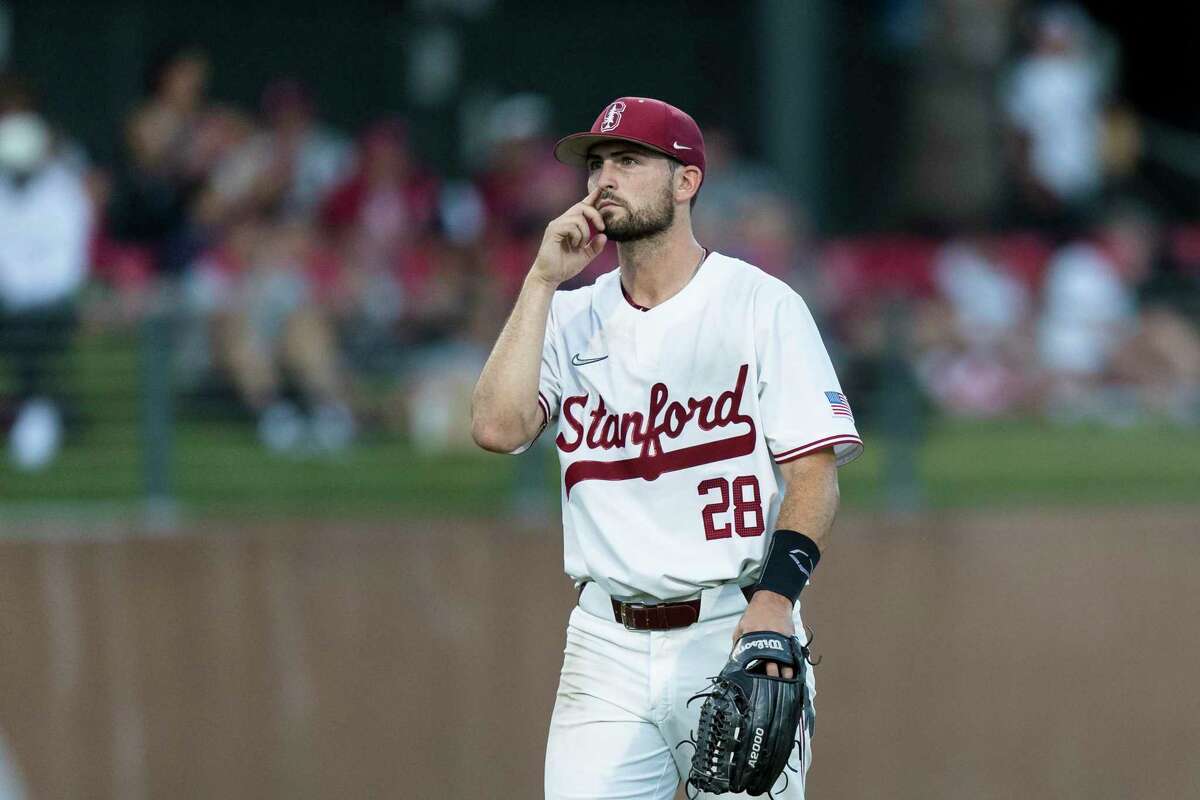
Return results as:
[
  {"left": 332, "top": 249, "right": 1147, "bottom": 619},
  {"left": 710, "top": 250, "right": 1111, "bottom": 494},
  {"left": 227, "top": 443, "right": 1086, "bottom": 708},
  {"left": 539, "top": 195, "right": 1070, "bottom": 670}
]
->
[{"left": 589, "top": 159, "right": 618, "bottom": 194}]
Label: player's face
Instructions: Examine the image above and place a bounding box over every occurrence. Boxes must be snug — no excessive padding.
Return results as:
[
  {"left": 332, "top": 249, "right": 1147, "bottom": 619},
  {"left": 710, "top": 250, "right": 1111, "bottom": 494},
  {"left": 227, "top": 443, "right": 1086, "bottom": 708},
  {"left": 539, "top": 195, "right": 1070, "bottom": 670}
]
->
[{"left": 586, "top": 143, "right": 676, "bottom": 243}]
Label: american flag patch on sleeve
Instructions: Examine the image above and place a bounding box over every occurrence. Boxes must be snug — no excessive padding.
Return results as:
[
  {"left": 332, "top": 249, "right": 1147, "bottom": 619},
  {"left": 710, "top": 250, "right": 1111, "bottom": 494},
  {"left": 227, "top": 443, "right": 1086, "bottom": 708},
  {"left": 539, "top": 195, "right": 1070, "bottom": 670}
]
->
[{"left": 825, "top": 391, "right": 854, "bottom": 420}]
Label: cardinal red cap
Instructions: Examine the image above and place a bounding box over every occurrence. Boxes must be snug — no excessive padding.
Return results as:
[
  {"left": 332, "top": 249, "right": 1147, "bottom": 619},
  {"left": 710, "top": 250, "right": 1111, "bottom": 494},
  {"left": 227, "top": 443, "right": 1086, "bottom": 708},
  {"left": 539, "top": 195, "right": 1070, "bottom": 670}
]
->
[{"left": 554, "top": 97, "right": 706, "bottom": 181}]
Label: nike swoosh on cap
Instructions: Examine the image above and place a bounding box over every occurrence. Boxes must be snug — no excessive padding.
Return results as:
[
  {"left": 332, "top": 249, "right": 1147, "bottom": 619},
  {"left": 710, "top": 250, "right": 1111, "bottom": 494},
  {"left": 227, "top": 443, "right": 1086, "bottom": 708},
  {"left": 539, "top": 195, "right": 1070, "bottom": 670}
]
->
[
  {"left": 571, "top": 354, "right": 609, "bottom": 366},
  {"left": 672, "top": 141, "right": 692, "bottom": 150}
]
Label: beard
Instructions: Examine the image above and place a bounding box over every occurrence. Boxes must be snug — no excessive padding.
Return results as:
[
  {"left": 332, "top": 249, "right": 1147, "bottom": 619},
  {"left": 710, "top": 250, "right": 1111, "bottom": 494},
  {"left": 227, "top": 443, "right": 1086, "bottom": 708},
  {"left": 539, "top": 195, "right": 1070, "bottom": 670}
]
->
[{"left": 602, "top": 181, "right": 675, "bottom": 242}]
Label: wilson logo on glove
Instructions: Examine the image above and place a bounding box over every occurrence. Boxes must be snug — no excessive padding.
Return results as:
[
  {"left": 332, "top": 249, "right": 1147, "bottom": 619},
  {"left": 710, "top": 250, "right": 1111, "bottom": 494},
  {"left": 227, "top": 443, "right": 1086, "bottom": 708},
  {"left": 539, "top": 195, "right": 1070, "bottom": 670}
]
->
[{"left": 732, "top": 638, "right": 786, "bottom": 658}]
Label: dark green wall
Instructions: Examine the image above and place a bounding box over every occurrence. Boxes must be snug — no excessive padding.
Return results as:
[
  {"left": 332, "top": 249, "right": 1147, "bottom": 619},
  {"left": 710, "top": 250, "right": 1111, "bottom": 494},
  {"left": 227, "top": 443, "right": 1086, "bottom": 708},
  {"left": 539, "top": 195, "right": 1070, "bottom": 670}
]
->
[{"left": 7, "top": 0, "right": 758, "bottom": 173}]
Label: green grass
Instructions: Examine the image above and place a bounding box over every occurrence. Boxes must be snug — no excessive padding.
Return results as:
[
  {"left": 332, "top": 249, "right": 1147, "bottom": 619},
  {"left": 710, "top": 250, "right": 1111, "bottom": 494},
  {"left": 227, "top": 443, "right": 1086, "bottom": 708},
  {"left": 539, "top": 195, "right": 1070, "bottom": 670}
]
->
[
  {"left": 172, "top": 424, "right": 526, "bottom": 517},
  {"left": 3, "top": 418, "right": 1198, "bottom": 519},
  {"left": 843, "top": 419, "right": 1200, "bottom": 510},
  {"left": 2, "top": 331, "right": 1198, "bottom": 518}
]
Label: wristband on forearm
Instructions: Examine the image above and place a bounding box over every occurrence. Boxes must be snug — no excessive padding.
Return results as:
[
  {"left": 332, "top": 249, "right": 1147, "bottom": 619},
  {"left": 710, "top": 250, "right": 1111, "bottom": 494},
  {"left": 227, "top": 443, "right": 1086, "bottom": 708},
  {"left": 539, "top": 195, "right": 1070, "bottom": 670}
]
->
[{"left": 754, "top": 529, "right": 821, "bottom": 604}]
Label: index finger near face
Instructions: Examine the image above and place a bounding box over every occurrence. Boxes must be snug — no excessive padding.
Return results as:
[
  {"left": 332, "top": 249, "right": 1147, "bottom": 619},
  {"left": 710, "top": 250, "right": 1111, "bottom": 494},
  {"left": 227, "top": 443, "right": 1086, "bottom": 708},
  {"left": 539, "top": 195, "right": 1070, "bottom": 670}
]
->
[
  {"left": 582, "top": 184, "right": 603, "bottom": 206},
  {"left": 578, "top": 203, "right": 604, "bottom": 230}
]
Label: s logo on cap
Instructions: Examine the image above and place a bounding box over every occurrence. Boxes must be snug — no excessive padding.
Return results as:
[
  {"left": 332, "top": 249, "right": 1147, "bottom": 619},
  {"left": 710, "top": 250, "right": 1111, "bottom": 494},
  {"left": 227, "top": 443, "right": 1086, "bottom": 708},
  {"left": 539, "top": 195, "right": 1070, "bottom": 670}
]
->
[{"left": 600, "top": 101, "right": 627, "bottom": 132}]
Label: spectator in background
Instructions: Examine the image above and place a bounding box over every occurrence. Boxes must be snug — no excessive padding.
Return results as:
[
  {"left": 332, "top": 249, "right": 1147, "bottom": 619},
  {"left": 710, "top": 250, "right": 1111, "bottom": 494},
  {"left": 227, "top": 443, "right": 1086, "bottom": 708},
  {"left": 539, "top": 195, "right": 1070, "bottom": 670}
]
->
[
  {"left": 687, "top": 127, "right": 835, "bottom": 320},
  {"left": 472, "top": 94, "right": 579, "bottom": 296},
  {"left": 184, "top": 214, "right": 355, "bottom": 454},
  {"left": 690, "top": 125, "right": 783, "bottom": 249},
  {"left": 202, "top": 78, "right": 353, "bottom": 226},
  {"left": 322, "top": 119, "right": 497, "bottom": 450},
  {"left": 915, "top": 235, "right": 1035, "bottom": 416},
  {"left": 322, "top": 121, "right": 439, "bottom": 297},
  {"left": 108, "top": 42, "right": 249, "bottom": 275},
  {"left": 0, "top": 111, "right": 92, "bottom": 470},
  {"left": 321, "top": 120, "right": 443, "bottom": 352},
  {"left": 1002, "top": 3, "right": 1115, "bottom": 229},
  {"left": 1039, "top": 200, "right": 1200, "bottom": 422},
  {"left": 0, "top": 72, "right": 88, "bottom": 174},
  {"left": 725, "top": 193, "right": 816, "bottom": 282}
]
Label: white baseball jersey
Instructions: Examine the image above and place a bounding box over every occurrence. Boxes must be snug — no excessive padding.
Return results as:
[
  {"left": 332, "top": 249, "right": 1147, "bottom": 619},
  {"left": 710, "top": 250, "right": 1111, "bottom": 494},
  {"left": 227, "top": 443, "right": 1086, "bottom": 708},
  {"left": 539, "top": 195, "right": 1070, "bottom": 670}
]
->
[{"left": 523, "top": 252, "right": 862, "bottom": 600}]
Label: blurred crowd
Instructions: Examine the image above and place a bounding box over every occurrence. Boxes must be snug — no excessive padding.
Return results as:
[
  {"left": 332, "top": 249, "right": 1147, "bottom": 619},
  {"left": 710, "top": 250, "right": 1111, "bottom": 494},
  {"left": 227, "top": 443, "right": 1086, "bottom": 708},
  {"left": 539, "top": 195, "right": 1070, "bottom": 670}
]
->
[
  {"left": 1, "top": 2, "right": 1199, "bottom": 472},
  {"left": 857, "top": 0, "right": 1200, "bottom": 424}
]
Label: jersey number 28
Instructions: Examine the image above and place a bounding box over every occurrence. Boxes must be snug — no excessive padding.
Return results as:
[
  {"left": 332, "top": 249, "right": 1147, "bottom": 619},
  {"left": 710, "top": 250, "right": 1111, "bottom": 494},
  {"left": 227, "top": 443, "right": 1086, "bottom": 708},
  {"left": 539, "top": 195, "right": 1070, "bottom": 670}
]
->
[{"left": 697, "top": 476, "right": 764, "bottom": 540}]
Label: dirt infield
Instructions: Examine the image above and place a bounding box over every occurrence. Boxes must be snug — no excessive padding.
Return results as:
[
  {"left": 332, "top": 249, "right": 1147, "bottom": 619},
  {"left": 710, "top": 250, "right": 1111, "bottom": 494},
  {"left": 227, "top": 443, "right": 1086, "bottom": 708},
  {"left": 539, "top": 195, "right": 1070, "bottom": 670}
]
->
[{"left": 1, "top": 507, "right": 1198, "bottom": 799}]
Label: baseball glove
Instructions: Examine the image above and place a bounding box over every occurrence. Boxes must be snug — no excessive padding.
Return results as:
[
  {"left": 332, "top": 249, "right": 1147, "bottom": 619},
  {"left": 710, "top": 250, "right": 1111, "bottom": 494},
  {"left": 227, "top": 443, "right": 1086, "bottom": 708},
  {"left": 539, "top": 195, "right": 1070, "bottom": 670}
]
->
[{"left": 682, "top": 631, "right": 812, "bottom": 797}]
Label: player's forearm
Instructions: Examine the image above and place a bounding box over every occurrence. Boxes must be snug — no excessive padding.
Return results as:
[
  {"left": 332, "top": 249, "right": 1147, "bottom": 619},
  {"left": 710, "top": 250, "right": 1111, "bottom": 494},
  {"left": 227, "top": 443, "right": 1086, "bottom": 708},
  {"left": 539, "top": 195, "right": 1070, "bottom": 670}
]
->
[
  {"left": 749, "top": 451, "right": 840, "bottom": 609},
  {"left": 774, "top": 449, "right": 840, "bottom": 551},
  {"left": 470, "top": 271, "right": 557, "bottom": 452}
]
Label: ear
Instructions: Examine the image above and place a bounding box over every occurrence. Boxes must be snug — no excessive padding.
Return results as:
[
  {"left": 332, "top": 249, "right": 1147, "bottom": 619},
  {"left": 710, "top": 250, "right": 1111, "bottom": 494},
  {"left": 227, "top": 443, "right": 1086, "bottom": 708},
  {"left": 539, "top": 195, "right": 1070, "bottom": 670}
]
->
[{"left": 675, "top": 165, "right": 703, "bottom": 205}]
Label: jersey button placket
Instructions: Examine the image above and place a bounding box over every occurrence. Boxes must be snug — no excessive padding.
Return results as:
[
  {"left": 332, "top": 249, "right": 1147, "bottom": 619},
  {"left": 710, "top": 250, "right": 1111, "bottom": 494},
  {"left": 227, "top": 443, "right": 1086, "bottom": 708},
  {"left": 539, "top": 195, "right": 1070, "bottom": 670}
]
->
[{"left": 629, "top": 314, "right": 645, "bottom": 366}]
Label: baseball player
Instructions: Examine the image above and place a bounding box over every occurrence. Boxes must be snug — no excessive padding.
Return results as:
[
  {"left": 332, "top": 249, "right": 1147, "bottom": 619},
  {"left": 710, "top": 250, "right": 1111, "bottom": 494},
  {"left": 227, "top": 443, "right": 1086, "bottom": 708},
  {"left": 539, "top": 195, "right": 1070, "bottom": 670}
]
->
[{"left": 471, "top": 97, "right": 862, "bottom": 799}]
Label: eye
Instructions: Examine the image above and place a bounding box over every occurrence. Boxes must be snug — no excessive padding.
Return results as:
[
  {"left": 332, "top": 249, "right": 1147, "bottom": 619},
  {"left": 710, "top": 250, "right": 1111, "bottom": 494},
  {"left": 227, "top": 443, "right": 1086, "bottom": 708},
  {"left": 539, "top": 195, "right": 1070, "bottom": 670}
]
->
[
  {"left": 621, "top": 156, "right": 638, "bottom": 167},
  {"left": 587, "top": 159, "right": 602, "bottom": 171}
]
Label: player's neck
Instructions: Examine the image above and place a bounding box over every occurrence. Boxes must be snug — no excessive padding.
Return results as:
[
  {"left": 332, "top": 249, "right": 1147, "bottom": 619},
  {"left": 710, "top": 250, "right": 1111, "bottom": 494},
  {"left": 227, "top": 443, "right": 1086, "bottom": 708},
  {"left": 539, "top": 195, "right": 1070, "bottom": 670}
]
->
[{"left": 617, "top": 225, "right": 705, "bottom": 310}]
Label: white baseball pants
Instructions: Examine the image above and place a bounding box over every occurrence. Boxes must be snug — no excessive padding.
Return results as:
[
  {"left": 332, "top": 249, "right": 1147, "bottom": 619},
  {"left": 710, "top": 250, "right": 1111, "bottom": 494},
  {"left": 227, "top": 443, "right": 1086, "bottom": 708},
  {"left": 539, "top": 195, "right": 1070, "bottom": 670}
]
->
[{"left": 545, "top": 582, "right": 814, "bottom": 799}]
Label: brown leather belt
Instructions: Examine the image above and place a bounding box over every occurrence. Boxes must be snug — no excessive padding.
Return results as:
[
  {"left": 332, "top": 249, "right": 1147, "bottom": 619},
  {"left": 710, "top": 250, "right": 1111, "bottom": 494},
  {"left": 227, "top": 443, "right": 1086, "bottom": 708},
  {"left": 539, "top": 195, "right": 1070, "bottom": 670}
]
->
[{"left": 610, "top": 585, "right": 757, "bottom": 631}]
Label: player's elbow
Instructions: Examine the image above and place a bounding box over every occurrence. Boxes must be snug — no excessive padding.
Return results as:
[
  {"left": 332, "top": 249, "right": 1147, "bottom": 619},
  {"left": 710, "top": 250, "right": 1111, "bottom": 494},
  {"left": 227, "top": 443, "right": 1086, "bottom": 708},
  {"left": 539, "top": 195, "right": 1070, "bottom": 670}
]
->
[
  {"left": 471, "top": 421, "right": 515, "bottom": 453},
  {"left": 471, "top": 390, "right": 544, "bottom": 452},
  {"left": 470, "top": 413, "right": 527, "bottom": 453}
]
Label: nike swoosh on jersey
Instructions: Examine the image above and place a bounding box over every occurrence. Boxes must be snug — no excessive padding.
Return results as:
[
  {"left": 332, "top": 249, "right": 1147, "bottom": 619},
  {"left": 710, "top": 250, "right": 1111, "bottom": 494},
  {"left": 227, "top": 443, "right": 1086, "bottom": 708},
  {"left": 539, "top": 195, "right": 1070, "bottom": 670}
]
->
[
  {"left": 571, "top": 354, "right": 609, "bottom": 366},
  {"left": 672, "top": 141, "right": 692, "bottom": 150}
]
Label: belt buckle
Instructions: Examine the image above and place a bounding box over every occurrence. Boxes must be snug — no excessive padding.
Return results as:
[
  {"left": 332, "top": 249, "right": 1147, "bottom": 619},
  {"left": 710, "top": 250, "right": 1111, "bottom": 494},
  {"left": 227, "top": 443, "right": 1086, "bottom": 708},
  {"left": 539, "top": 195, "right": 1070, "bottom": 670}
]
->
[{"left": 620, "top": 602, "right": 646, "bottom": 630}]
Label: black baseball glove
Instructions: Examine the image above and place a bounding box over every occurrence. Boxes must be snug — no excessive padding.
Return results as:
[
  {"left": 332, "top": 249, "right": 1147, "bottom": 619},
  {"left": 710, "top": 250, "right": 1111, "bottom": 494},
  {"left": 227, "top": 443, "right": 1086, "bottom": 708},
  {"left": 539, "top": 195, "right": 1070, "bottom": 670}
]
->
[{"left": 682, "top": 631, "right": 812, "bottom": 797}]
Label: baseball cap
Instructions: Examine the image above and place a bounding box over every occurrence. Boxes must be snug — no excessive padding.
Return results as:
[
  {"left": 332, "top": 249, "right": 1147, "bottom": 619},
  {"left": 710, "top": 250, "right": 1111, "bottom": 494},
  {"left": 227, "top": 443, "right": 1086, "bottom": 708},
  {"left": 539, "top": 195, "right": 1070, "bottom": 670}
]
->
[{"left": 554, "top": 97, "right": 705, "bottom": 180}]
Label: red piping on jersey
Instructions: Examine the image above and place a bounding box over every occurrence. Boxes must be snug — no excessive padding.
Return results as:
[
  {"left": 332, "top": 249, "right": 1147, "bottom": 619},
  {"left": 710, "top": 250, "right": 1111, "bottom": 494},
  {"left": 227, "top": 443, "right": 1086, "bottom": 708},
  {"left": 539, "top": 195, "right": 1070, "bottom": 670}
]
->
[
  {"left": 772, "top": 434, "right": 864, "bottom": 464},
  {"left": 522, "top": 392, "right": 551, "bottom": 447},
  {"left": 620, "top": 282, "right": 650, "bottom": 312}
]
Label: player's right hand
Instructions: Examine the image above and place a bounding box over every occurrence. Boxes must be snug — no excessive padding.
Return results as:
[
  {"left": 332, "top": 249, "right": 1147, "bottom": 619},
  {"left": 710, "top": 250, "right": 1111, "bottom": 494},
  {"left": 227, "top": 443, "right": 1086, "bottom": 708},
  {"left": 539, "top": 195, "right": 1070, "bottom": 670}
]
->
[{"left": 530, "top": 186, "right": 608, "bottom": 286}]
